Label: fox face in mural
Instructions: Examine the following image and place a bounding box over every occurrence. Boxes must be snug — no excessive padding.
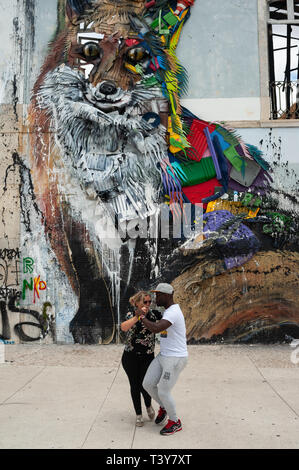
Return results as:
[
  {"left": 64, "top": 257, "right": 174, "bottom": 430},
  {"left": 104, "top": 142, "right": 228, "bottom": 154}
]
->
[
  {"left": 34, "top": 7, "right": 169, "bottom": 221},
  {"left": 27, "top": 0, "right": 299, "bottom": 344}
]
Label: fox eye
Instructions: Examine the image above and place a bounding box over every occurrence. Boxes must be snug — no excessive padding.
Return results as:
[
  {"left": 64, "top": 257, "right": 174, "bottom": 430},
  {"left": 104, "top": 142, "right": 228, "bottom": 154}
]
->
[
  {"left": 126, "top": 47, "right": 147, "bottom": 64},
  {"left": 82, "top": 42, "right": 102, "bottom": 60}
]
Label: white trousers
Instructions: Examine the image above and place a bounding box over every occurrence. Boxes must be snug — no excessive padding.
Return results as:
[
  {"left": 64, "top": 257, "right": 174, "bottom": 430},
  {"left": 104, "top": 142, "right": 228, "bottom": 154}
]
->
[{"left": 142, "top": 353, "right": 188, "bottom": 422}]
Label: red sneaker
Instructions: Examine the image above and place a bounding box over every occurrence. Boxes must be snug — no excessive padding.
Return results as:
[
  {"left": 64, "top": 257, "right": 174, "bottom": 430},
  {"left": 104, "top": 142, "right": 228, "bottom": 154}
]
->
[
  {"left": 160, "top": 419, "right": 182, "bottom": 436},
  {"left": 155, "top": 407, "right": 167, "bottom": 425}
]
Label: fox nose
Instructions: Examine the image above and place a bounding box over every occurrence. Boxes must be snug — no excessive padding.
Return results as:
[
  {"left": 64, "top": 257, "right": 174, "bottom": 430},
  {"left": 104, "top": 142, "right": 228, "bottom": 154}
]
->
[{"left": 99, "top": 81, "right": 117, "bottom": 96}]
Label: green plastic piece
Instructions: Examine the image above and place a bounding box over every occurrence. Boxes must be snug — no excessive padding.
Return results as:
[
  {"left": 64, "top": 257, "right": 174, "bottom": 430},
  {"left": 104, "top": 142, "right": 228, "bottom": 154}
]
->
[
  {"left": 135, "top": 64, "right": 144, "bottom": 75},
  {"left": 252, "top": 197, "right": 262, "bottom": 207},
  {"left": 168, "top": 157, "right": 216, "bottom": 187},
  {"left": 151, "top": 17, "right": 167, "bottom": 30},
  {"left": 163, "top": 12, "right": 179, "bottom": 26},
  {"left": 241, "top": 193, "right": 254, "bottom": 206},
  {"left": 215, "top": 125, "right": 240, "bottom": 147},
  {"left": 151, "top": 11, "right": 178, "bottom": 31},
  {"left": 150, "top": 18, "right": 160, "bottom": 29},
  {"left": 142, "top": 75, "right": 160, "bottom": 88},
  {"left": 240, "top": 193, "right": 262, "bottom": 208},
  {"left": 224, "top": 145, "right": 247, "bottom": 173}
]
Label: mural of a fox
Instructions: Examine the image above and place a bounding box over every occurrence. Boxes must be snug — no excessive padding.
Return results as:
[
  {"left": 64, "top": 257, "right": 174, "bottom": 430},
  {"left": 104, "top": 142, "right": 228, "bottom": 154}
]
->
[{"left": 26, "top": 0, "right": 299, "bottom": 344}]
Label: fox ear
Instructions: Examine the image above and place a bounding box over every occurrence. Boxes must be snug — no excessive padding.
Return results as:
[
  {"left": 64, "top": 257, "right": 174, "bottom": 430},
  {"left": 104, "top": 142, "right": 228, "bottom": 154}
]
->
[{"left": 66, "top": 0, "right": 92, "bottom": 20}]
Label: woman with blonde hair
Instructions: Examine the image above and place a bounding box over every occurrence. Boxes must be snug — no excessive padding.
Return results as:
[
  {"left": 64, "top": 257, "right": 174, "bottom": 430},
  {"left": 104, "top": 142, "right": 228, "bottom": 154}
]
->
[{"left": 121, "top": 290, "right": 162, "bottom": 427}]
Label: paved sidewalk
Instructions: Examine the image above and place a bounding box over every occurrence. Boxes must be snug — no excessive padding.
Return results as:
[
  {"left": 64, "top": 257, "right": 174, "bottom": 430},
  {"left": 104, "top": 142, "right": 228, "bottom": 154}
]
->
[{"left": 0, "top": 343, "right": 299, "bottom": 449}]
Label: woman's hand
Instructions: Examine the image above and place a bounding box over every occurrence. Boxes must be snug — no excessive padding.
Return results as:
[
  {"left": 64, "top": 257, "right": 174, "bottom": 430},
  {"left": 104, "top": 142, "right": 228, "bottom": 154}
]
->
[
  {"left": 136, "top": 306, "right": 149, "bottom": 317},
  {"left": 134, "top": 309, "right": 140, "bottom": 319}
]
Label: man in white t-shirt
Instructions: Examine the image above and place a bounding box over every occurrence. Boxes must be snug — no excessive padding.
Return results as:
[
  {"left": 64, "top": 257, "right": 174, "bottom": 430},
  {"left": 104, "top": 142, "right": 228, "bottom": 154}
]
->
[{"left": 139, "top": 283, "right": 188, "bottom": 436}]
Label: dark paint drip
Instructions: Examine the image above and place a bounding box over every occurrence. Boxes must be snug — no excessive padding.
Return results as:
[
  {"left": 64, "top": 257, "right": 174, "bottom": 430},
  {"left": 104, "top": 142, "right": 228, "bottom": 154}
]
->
[
  {"left": 252, "top": 131, "right": 299, "bottom": 250},
  {"left": 23, "top": 0, "right": 36, "bottom": 102},
  {"left": 24, "top": 0, "right": 36, "bottom": 37},
  {"left": 12, "top": 13, "right": 22, "bottom": 113},
  {"left": 3, "top": 153, "right": 45, "bottom": 233},
  {"left": 12, "top": 75, "right": 18, "bottom": 119}
]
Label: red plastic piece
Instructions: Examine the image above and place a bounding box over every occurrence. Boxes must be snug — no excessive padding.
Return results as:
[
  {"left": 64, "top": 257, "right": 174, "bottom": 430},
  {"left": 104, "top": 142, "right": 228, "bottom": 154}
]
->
[
  {"left": 182, "top": 177, "right": 221, "bottom": 208},
  {"left": 125, "top": 39, "right": 141, "bottom": 47},
  {"left": 174, "top": 0, "right": 195, "bottom": 15},
  {"left": 149, "top": 57, "right": 160, "bottom": 72},
  {"left": 146, "top": 0, "right": 156, "bottom": 7},
  {"left": 186, "top": 119, "right": 216, "bottom": 162}
]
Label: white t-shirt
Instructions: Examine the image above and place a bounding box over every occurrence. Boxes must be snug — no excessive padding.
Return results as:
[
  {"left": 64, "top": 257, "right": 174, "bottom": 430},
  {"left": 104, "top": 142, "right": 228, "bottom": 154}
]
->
[{"left": 160, "top": 304, "right": 188, "bottom": 357}]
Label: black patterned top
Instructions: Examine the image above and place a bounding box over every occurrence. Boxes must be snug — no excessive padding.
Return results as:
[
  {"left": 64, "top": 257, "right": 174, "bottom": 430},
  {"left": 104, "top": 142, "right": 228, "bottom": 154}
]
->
[{"left": 124, "top": 309, "right": 163, "bottom": 355}]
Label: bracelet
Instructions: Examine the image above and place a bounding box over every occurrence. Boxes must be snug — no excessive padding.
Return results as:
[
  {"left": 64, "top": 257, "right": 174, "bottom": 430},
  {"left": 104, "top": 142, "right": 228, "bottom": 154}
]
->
[{"left": 138, "top": 315, "right": 145, "bottom": 321}]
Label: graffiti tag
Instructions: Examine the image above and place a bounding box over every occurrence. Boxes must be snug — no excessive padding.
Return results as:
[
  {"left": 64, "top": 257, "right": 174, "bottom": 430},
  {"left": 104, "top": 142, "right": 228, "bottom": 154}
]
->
[
  {"left": 0, "top": 251, "right": 53, "bottom": 342},
  {"left": 0, "top": 297, "right": 54, "bottom": 342},
  {"left": 22, "top": 257, "right": 47, "bottom": 303}
]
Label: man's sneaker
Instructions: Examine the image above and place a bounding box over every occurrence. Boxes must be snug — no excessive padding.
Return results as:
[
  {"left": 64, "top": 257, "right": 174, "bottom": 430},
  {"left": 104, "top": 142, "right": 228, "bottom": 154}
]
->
[
  {"left": 155, "top": 407, "right": 167, "bottom": 425},
  {"left": 160, "top": 419, "right": 182, "bottom": 436}
]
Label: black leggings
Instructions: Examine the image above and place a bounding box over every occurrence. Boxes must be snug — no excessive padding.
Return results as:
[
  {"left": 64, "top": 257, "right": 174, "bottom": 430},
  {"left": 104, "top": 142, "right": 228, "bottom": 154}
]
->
[{"left": 122, "top": 350, "right": 154, "bottom": 415}]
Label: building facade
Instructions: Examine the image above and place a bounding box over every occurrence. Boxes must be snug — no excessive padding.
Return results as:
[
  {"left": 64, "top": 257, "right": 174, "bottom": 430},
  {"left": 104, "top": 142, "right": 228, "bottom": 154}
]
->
[{"left": 0, "top": 0, "right": 298, "bottom": 344}]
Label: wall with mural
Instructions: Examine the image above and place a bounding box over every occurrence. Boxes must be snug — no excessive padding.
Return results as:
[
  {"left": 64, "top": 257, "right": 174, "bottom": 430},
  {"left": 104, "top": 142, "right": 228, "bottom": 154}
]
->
[{"left": 0, "top": 0, "right": 299, "bottom": 344}]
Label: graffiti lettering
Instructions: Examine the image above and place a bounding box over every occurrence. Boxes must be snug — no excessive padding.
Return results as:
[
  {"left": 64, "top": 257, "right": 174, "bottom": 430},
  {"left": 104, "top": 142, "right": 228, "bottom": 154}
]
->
[
  {"left": 22, "top": 275, "right": 47, "bottom": 302},
  {"left": 0, "top": 253, "right": 21, "bottom": 301},
  {"left": 21, "top": 258, "right": 47, "bottom": 303},
  {"left": 23, "top": 257, "right": 34, "bottom": 274},
  {"left": 34, "top": 275, "right": 47, "bottom": 302},
  {"left": 0, "top": 287, "right": 21, "bottom": 301},
  {"left": 0, "top": 250, "right": 52, "bottom": 342},
  {"left": 0, "top": 296, "right": 54, "bottom": 342},
  {"left": 22, "top": 278, "right": 33, "bottom": 300},
  {"left": 0, "top": 248, "right": 20, "bottom": 261}
]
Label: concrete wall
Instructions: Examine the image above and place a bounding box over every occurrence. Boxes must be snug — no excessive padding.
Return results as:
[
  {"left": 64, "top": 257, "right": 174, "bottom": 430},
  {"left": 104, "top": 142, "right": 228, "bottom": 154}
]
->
[
  {"left": 178, "top": 0, "right": 261, "bottom": 120},
  {"left": 0, "top": 0, "right": 57, "bottom": 105}
]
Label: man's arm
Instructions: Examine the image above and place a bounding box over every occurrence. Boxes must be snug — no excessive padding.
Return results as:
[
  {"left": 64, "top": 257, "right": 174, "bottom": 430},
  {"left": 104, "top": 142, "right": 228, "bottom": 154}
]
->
[{"left": 141, "top": 316, "right": 172, "bottom": 334}]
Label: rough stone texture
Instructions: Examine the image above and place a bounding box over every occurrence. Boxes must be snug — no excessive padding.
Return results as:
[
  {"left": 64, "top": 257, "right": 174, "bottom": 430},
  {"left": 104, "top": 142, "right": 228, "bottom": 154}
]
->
[
  {"left": 0, "top": 105, "right": 22, "bottom": 134},
  {"left": 173, "top": 250, "right": 299, "bottom": 342},
  {"left": 0, "top": 105, "right": 21, "bottom": 241}
]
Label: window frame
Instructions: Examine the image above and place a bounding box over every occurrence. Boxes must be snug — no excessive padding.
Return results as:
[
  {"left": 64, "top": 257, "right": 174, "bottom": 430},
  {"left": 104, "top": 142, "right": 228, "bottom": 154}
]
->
[
  {"left": 265, "top": 0, "right": 299, "bottom": 124},
  {"left": 226, "top": 0, "right": 299, "bottom": 128},
  {"left": 267, "top": 0, "right": 299, "bottom": 25}
]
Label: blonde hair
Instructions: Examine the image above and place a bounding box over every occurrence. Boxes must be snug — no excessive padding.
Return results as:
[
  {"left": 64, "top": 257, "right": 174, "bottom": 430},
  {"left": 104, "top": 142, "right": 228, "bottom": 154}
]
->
[{"left": 129, "top": 291, "right": 151, "bottom": 307}]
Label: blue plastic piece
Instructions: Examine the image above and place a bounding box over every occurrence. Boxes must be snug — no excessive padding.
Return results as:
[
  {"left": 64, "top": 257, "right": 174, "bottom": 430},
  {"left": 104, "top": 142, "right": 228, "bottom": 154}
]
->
[{"left": 204, "top": 127, "right": 222, "bottom": 181}]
